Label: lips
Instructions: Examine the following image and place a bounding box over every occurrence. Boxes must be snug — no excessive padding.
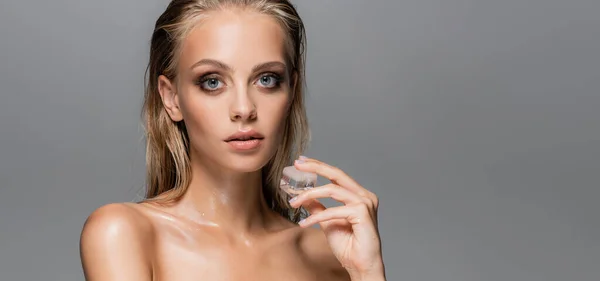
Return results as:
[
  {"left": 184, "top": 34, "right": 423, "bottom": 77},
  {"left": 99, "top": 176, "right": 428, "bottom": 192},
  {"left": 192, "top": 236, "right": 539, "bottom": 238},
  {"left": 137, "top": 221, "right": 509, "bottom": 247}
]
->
[
  {"left": 226, "top": 136, "right": 262, "bottom": 141},
  {"left": 225, "top": 130, "right": 264, "bottom": 151},
  {"left": 224, "top": 130, "right": 265, "bottom": 142}
]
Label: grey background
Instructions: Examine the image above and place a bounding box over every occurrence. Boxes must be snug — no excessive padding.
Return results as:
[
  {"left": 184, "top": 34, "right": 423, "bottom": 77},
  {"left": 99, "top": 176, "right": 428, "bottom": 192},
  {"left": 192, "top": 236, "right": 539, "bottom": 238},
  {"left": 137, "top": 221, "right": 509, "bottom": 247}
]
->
[{"left": 0, "top": 0, "right": 599, "bottom": 280}]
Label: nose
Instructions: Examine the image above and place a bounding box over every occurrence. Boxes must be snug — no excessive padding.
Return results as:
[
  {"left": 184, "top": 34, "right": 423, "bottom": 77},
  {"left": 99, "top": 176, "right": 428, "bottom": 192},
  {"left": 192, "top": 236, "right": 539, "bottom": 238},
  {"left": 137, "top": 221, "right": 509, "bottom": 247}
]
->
[{"left": 229, "top": 89, "right": 257, "bottom": 122}]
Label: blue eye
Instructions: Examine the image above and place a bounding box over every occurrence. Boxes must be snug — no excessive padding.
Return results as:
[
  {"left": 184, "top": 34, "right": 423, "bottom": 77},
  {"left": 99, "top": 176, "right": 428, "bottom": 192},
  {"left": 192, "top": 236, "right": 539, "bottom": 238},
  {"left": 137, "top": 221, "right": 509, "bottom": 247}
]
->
[
  {"left": 201, "top": 78, "right": 223, "bottom": 91},
  {"left": 257, "top": 74, "right": 281, "bottom": 88}
]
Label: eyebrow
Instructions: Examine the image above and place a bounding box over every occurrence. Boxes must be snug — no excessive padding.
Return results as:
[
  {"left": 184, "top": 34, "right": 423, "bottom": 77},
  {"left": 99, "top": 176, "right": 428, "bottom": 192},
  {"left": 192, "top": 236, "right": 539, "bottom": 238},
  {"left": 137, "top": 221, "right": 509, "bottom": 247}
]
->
[
  {"left": 190, "top": 59, "right": 232, "bottom": 71},
  {"left": 190, "top": 59, "right": 287, "bottom": 73},
  {"left": 252, "top": 61, "right": 287, "bottom": 73}
]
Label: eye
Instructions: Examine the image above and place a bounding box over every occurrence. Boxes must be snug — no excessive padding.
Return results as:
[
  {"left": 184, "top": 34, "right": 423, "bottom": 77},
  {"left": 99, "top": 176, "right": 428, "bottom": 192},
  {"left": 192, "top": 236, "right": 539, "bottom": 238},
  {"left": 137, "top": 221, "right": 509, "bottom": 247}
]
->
[
  {"left": 200, "top": 77, "right": 224, "bottom": 91},
  {"left": 195, "top": 74, "right": 225, "bottom": 92},
  {"left": 256, "top": 73, "right": 282, "bottom": 89}
]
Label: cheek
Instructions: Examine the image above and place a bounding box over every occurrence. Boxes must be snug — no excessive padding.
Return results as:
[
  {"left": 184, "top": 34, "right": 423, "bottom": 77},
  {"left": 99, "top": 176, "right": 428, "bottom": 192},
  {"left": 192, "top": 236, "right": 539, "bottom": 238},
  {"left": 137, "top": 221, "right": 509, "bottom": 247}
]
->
[
  {"left": 261, "top": 95, "right": 291, "bottom": 133},
  {"left": 178, "top": 94, "right": 221, "bottom": 139}
]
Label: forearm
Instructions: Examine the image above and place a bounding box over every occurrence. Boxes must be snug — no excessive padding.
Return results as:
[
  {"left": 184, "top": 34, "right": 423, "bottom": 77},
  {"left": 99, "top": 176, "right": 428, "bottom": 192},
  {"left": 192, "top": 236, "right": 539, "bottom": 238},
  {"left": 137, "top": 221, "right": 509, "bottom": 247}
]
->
[
  {"left": 350, "top": 272, "right": 386, "bottom": 281},
  {"left": 351, "top": 275, "right": 386, "bottom": 281},
  {"left": 348, "top": 260, "right": 386, "bottom": 281}
]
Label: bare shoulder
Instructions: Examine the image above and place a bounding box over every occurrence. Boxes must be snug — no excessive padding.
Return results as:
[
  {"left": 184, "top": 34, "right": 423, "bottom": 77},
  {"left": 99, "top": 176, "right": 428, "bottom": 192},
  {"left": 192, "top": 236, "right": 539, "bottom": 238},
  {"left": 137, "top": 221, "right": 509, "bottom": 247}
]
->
[
  {"left": 79, "top": 202, "right": 155, "bottom": 280},
  {"left": 300, "top": 227, "right": 351, "bottom": 281},
  {"left": 80, "top": 202, "right": 154, "bottom": 242}
]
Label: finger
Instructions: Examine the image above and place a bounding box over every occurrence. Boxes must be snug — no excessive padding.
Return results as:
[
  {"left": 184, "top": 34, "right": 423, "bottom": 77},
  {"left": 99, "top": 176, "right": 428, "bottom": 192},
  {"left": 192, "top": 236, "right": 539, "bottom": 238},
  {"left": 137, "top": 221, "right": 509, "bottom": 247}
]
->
[
  {"left": 298, "top": 204, "right": 377, "bottom": 242},
  {"left": 299, "top": 199, "right": 348, "bottom": 230},
  {"left": 294, "top": 158, "right": 380, "bottom": 207},
  {"left": 302, "top": 198, "right": 326, "bottom": 215},
  {"left": 294, "top": 158, "right": 364, "bottom": 195},
  {"left": 295, "top": 156, "right": 380, "bottom": 207},
  {"left": 298, "top": 203, "right": 372, "bottom": 229},
  {"left": 289, "top": 183, "right": 362, "bottom": 208}
]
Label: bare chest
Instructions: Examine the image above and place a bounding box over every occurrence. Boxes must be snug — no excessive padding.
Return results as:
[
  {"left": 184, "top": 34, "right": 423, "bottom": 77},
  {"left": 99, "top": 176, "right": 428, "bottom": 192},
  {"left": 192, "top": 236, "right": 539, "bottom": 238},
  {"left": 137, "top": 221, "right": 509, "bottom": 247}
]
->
[
  {"left": 154, "top": 254, "right": 323, "bottom": 281},
  {"left": 151, "top": 230, "right": 339, "bottom": 281}
]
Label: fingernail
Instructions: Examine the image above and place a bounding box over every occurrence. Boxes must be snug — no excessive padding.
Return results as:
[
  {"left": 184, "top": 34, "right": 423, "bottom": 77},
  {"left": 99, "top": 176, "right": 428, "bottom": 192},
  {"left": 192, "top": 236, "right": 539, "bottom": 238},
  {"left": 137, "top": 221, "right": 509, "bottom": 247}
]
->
[
  {"left": 289, "top": 196, "right": 298, "bottom": 204},
  {"left": 298, "top": 218, "right": 306, "bottom": 225},
  {"left": 295, "top": 159, "right": 305, "bottom": 164},
  {"left": 299, "top": 155, "right": 308, "bottom": 160}
]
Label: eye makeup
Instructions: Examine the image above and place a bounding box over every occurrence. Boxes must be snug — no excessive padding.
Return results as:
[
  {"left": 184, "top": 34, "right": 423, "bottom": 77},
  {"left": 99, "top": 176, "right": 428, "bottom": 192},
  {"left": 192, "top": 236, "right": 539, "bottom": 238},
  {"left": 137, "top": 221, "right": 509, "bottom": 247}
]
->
[
  {"left": 194, "top": 72, "right": 226, "bottom": 93},
  {"left": 193, "top": 70, "right": 287, "bottom": 93},
  {"left": 255, "top": 72, "right": 284, "bottom": 89}
]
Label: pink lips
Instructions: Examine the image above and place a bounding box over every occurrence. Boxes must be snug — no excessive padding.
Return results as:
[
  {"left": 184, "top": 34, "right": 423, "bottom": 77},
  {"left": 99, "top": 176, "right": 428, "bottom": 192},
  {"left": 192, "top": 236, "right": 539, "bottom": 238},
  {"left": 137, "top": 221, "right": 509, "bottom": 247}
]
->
[
  {"left": 226, "top": 139, "right": 263, "bottom": 150},
  {"left": 224, "top": 129, "right": 264, "bottom": 151}
]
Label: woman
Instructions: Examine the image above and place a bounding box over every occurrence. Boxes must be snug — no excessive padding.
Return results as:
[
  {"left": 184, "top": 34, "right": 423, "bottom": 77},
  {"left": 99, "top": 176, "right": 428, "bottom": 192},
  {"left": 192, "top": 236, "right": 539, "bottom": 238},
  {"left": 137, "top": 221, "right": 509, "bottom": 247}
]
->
[{"left": 79, "top": 1, "right": 386, "bottom": 280}]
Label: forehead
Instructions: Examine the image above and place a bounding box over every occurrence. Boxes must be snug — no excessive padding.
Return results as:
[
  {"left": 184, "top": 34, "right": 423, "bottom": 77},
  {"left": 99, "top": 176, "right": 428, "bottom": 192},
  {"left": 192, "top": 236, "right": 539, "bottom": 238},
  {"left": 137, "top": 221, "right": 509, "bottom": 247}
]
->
[{"left": 179, "top": 8, "right": 287, "bottom": 71}]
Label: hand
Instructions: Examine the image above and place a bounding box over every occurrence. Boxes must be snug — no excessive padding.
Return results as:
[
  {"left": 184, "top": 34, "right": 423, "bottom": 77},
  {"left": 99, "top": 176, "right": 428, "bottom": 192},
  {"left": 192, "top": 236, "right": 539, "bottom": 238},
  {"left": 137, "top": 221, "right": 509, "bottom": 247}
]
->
[{"left": 289, "top": 156, "right": 385, "bottom": 281}]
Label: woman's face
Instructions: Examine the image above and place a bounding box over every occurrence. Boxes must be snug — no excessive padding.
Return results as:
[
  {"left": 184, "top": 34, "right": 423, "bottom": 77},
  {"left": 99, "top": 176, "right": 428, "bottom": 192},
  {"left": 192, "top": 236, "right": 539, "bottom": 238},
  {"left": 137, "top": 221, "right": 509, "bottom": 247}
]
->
[{"left": 158, "top": 8, "right": 295, "bottom": 173}]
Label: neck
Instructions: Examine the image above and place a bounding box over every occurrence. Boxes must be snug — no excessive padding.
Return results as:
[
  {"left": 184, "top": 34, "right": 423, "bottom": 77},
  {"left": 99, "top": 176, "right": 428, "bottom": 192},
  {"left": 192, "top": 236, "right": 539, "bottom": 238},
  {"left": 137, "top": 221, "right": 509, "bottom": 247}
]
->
[{"left": 173, "top": 154, "right": 276, "bottom": 235}]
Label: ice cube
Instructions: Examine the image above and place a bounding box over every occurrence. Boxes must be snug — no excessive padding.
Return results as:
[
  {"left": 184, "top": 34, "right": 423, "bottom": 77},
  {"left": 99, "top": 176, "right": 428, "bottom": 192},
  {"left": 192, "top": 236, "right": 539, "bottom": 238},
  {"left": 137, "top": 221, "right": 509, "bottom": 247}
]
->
[{"left": 279, "top": 166, "right": 317, "bottom": 196}]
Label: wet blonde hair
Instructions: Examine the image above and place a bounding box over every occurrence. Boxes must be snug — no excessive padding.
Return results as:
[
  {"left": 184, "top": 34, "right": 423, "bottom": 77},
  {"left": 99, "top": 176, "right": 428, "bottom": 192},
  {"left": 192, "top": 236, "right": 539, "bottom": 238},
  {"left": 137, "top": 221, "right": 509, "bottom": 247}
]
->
[{"left": 140, "top": 0, "right": 309, "bottom": 222}]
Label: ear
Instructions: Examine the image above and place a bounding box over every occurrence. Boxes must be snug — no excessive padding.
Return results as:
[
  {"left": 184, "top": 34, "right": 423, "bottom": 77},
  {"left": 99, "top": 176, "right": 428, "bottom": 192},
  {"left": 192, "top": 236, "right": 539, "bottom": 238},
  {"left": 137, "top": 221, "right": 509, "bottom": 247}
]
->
[{"left": 158, "top": 75, "right": 183, "bottom": 122}]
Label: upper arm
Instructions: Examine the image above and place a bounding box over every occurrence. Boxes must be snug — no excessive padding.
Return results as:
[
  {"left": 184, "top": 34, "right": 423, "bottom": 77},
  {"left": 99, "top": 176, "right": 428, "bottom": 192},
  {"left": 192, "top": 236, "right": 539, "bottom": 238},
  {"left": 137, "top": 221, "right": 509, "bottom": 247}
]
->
[{"left": 79, "top": 203, "right": 154, "bottom": 281}]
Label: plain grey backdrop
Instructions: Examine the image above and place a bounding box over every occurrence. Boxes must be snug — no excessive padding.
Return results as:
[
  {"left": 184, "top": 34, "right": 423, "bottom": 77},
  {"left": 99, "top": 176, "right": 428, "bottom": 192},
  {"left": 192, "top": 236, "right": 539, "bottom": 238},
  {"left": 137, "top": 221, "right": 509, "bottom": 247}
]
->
[{"left": 0, "top": 0, "right": 599, "bottom": 280}]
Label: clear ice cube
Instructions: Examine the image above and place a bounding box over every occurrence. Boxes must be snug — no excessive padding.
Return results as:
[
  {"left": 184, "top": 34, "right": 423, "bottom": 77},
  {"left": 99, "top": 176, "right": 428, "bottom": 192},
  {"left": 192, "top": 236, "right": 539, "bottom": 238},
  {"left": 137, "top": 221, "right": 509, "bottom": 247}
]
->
[{"left": 279, "top": 166, "right": 317, "bottom": 196}]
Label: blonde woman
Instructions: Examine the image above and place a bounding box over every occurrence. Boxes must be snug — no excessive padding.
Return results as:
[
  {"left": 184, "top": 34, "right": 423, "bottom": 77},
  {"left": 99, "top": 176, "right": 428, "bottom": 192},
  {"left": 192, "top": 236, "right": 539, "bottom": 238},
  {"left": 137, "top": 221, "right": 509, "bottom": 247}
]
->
[{"left": 80, "top": 1, "right": 386, "bottom": 280}]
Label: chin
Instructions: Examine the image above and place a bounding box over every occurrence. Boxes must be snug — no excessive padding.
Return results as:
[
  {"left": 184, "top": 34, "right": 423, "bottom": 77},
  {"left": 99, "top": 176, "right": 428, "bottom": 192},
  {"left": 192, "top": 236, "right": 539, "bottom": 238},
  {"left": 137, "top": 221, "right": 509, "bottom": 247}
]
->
[
  {"left": 221, "top": 151, "right": 273, "bottom": 173},
  {"left": 223, "top": 157, "right": 267, "bottom": 173}
]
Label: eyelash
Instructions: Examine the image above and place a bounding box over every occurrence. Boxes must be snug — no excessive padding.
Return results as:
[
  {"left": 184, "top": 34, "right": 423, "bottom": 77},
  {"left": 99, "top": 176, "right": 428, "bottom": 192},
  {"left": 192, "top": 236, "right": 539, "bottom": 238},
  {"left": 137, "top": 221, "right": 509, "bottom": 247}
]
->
[{"left": 195, "top": 73, "right": 284, "bottom": 93}]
